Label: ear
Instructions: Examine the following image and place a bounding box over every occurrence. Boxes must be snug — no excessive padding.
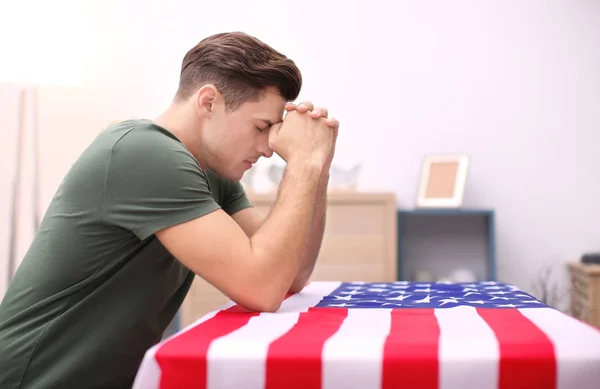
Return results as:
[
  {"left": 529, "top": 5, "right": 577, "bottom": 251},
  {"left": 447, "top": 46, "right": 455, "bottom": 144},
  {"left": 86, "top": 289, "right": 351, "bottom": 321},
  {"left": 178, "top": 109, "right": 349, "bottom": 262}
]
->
[{"left": 195, "top": 84, "right": 219, "bottom": 118}]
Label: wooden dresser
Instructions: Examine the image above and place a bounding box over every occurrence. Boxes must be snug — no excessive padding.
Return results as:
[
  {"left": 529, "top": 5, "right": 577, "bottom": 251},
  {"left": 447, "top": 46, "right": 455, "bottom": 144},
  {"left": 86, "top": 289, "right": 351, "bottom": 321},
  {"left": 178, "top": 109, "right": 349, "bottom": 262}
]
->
[
  {"left": 568, "top": 261, "right": 600, "bottom": 327},
  {"left": 180, "top": 191, "right": 398, "bottom": 327}
]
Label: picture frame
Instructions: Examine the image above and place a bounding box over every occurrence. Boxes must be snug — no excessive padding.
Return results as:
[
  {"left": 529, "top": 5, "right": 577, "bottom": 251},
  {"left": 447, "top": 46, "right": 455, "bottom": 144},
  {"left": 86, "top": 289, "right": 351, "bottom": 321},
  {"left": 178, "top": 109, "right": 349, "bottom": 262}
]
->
[{"left": 416, "top": 154, "right": 469, "bottom": 208}]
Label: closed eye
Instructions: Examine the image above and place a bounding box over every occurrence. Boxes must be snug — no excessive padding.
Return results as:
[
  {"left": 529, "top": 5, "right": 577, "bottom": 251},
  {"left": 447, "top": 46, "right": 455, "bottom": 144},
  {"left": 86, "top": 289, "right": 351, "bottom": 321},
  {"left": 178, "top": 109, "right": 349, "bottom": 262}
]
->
[{"left": 256, "top": 126, "right": 267, "bottom": 132}]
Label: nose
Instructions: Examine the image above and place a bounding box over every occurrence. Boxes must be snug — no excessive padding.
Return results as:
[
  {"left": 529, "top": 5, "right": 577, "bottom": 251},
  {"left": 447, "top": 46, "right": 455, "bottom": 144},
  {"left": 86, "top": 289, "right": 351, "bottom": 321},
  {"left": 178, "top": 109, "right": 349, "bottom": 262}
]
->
[{"left": 257, "top": 133, "right": 274, "bottom": 159}]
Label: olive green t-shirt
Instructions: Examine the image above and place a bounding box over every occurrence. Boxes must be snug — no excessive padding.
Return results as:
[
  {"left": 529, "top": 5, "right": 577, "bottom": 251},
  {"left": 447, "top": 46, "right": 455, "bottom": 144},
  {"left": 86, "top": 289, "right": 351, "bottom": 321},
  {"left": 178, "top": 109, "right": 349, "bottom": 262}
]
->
[{"left": 0, "top": 120, "right": 253, "bottom": 389}]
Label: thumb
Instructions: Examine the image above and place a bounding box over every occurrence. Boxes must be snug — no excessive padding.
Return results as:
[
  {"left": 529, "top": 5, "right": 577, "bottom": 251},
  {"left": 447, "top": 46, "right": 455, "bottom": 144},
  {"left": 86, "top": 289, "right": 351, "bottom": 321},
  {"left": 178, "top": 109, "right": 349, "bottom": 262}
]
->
[{"left": 268, "top": 122, "right": 282, "bottom": 148}]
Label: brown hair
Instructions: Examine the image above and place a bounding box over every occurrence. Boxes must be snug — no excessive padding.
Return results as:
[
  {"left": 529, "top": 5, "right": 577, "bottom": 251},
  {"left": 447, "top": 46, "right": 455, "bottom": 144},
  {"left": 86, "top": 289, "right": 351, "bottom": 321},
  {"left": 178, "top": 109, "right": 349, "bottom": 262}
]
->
[{"left": 175, "top": 32, "right": 302, "bottom": 111}]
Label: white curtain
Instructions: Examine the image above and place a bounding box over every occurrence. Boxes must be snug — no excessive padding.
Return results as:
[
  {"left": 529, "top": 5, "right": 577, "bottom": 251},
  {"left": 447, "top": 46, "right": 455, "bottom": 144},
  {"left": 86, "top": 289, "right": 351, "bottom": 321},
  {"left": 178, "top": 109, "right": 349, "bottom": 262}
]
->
[{"left": 0, "top": 84, "right": 40, "bottom": 296}]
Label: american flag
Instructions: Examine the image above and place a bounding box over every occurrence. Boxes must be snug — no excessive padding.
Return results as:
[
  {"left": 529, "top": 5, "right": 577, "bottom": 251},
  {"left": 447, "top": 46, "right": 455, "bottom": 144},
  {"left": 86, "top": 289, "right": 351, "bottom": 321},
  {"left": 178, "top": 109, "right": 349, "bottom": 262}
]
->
[{"left": 133, "top": 281, "right": 600, "bottom": 389}]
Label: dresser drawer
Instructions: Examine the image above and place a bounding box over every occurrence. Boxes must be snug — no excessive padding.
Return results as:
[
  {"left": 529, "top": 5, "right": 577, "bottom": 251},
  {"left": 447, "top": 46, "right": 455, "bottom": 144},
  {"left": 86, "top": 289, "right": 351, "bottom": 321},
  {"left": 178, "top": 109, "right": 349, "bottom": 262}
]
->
[
  {"left": 311, "top": 263, "right": 387, "bottom": 282},
  {"left": 325, "top": 203, "right": 386, "bottom": 236}
]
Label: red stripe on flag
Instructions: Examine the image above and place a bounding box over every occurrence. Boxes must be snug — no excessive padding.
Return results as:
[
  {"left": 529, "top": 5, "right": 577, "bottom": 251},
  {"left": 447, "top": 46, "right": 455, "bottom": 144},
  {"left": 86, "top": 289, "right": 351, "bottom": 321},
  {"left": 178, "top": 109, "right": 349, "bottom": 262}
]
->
[
  {"left": 477, "top": 308, "right": 557, "bottom": 389},
  {"left": 381, "top": 308, "right": 440, "bottom": 389},
  {"left": 265, "top": 307, "right": 348, "bottom": 389},
  {"left": 155, "top": 306, "right": 260, "bottom": 389}
]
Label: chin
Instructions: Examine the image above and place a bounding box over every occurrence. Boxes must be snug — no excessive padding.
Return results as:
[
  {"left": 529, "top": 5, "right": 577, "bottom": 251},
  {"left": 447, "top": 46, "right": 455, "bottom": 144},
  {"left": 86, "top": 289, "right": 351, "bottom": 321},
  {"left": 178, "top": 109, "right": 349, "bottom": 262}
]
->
[
  {"left": 228, "top": 172, "right": 244, "bottom": 182},
  {"left": 212, "top": 166, "right": 243, "bottom": 182}
]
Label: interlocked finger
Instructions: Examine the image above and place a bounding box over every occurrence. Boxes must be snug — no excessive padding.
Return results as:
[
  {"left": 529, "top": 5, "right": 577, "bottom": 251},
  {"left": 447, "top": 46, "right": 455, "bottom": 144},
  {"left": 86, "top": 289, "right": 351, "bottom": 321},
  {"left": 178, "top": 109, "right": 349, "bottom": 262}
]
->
[
  {"left": 296, "top": 101, "right": 314, "bottom": 113},
  {"left": 325, "top": 117, "right": 339, "bottom": 130},
  {"left": 310, "top": 106, "right": 329, "bottom": 119},
  {"left": 284, "top": 101, "right": 336, "bottom": 128}
]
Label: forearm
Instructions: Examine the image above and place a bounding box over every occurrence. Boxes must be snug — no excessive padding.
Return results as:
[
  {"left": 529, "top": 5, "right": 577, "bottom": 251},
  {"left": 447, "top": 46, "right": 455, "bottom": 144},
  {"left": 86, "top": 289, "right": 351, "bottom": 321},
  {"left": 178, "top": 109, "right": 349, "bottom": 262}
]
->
[
  {"left": 249, "top": 160, "right": 322, "bottom": 306},
  {"left": 289, "top": 172, "right": 329, "bottom": 292}
]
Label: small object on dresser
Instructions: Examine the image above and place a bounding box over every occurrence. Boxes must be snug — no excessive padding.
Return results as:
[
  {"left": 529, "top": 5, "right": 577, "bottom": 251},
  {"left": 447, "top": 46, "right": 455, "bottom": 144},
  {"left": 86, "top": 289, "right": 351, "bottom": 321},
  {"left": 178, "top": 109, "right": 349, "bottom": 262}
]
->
[
  {"left": 450, "top": 268, "right": 477, "bottom": 283},
  {"left": 330, "top": 164, "right": 361, "bottom": 190},
  {"left": 413, "top": 270, "right": 435, "bottom": 283},
  {"left": 581, "top": 253, "right": 600, "bottom": 264}
]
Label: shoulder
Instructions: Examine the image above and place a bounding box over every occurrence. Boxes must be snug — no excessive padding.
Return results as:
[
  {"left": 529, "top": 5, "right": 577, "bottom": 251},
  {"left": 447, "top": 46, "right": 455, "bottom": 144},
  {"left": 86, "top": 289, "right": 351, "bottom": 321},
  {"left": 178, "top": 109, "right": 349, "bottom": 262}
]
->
[
  {"left": 106, "top": 120, "right": 200, "bottom": 173},
  {"left": 103, "top": 120, "right": 209, "bottom": 200},
  {"left": 110, "top": 120, "right": 191, "bottom": 159}
]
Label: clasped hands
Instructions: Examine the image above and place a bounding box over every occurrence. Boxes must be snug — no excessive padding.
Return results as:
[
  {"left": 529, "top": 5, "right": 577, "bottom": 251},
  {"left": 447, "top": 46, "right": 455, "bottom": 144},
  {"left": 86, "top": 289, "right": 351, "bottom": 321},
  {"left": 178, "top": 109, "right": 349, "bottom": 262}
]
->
[{"left": 283, "top": 100, "right": 339, "bottom": 170}]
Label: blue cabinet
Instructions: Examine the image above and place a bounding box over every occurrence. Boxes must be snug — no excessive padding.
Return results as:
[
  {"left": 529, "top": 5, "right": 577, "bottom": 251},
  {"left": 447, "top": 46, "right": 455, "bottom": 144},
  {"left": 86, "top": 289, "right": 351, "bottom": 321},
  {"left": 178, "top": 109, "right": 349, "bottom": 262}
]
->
[{"left": 397, "top": 208, "right": 496, "bottom": 282}]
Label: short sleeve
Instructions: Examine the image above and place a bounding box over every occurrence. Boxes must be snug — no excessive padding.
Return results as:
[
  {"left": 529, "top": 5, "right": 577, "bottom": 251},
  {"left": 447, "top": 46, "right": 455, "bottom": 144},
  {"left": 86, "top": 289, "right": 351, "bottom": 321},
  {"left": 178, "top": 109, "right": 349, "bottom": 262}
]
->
[
  {"left": 102, "top": 126, "right": 221, "bottom": 240},
  {"left": 221, "top": 180, "right": 253, "bottom": 215}
]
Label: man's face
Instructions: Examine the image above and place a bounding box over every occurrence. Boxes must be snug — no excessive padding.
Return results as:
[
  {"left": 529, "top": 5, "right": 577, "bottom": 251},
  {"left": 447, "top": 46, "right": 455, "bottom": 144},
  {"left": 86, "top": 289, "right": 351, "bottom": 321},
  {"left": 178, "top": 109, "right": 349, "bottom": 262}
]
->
[{"left": 204, "top": 87, "right": 286, "bottom": 181}]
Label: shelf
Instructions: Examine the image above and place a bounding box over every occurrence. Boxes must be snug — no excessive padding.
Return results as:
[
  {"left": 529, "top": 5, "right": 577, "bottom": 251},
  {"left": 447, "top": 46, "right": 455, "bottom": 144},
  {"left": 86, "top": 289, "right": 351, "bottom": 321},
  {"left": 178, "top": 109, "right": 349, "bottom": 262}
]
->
[
  {"left": 398, "top": 208, "right": 493, "bottom": 216},
  {"left": 397, "top": 208, "right": 496, "bottom": 282}
]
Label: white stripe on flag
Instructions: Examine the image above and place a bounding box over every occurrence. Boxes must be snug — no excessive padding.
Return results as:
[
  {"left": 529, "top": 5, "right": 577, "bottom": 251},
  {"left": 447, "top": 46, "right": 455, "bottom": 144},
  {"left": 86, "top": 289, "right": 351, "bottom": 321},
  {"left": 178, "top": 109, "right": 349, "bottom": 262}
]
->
[
  {"left": 206, "top": 281, "right": 341, "bottom": 389},
  {"left": 321, "top": 308, "right": 392, "bottom": 389},
  {"left": 435, "top": 306, "right": 499, "bottom": 389},
  {"left": 519, "top": 307, "right": 600, "bottom": 389}
]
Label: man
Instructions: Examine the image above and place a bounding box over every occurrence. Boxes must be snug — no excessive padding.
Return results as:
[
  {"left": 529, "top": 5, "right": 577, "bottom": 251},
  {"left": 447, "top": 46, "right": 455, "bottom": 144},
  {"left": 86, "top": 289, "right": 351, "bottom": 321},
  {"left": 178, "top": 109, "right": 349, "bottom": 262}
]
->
[{"left": 0, "top": 32, "right": 339, "bottom": 388}]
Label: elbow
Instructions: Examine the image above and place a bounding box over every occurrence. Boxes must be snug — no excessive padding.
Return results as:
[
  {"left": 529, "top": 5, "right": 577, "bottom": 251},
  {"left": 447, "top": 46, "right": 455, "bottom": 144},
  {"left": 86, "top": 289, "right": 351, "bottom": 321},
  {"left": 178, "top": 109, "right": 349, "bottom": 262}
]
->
[
  {"left": 288, "top": 272, "right": 311, "bottom": 294},
  {"left": 250, "top": 299, "right": 283, "bottom": 313},
  {"left": 226, "top": 256, "right": 297, "bottom": 312},
  {"left": 237, "top": 293, "right": 284, "bottom": 313},
  {"left": 288, "top": 283, "right": 306, "bottom": 294},
  {"left": 232, "top": 280, "right": 287, "bottom": 313}
]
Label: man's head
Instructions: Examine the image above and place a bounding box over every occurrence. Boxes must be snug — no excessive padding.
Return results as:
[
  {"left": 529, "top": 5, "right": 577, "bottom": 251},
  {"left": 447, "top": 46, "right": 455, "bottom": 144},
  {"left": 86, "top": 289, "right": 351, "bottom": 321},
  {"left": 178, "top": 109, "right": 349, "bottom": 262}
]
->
[{"left": 172, "top": 32, "right": 302, "bottom": 181}]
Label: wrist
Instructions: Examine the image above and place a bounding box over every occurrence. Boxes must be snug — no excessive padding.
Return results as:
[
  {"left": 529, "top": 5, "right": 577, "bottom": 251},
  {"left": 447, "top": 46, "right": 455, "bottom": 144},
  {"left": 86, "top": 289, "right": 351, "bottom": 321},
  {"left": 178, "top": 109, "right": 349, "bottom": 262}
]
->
[{"left": 286, "top": 158, "right": 324, "bottom": 179}]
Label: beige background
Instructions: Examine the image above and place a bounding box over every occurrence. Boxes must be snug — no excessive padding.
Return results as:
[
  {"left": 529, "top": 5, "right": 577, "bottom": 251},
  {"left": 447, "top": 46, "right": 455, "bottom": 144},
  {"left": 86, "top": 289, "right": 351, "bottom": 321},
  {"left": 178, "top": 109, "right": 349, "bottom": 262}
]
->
[{"left": 1, "top": 1, "right": 599, "bottom": 311}]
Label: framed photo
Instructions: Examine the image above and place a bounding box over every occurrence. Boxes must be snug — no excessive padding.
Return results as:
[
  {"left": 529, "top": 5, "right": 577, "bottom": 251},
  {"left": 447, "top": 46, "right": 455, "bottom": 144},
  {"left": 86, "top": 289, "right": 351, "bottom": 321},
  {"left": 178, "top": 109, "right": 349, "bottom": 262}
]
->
[{"left": 416, "top": 154, "right": 469, "bottom": 208}]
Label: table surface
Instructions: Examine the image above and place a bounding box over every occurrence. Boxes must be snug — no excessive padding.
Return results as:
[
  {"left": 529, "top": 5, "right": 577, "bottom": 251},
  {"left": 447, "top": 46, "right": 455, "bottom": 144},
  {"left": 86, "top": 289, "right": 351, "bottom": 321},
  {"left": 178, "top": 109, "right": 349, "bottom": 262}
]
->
[{"left": 133, "top": 281, "right": 600, "bottom": 389}]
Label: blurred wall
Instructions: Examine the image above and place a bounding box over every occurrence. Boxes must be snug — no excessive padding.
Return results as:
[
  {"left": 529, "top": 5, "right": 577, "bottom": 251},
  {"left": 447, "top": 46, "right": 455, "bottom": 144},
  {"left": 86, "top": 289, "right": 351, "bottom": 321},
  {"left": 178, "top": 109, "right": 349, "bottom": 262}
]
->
[{"left": 1, "top": 0, "right": 599, "bottom": 308}]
